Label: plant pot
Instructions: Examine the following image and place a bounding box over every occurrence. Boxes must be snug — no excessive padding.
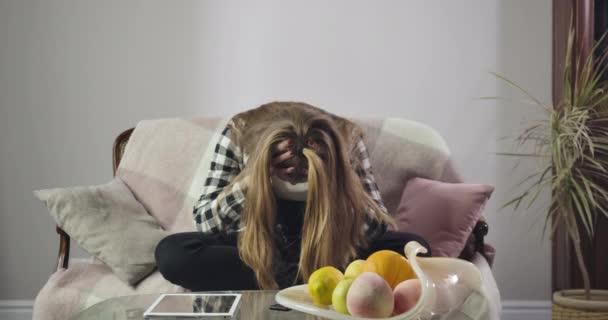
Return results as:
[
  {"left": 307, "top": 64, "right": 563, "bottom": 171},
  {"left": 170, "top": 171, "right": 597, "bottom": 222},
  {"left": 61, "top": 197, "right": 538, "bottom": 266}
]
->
[{"left": 552, "top": 289, "right": 608, "bottom": 319}]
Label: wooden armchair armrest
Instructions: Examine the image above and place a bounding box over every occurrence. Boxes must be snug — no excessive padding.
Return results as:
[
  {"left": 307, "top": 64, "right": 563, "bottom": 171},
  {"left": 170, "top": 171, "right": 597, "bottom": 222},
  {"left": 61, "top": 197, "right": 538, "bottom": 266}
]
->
[
  {"left": 458, "top": 220, "right": 489, "bottom": 262},
  {"left": 56, "top": 225, "right": 70, "bottom": 271},
  {"left": 52, "top": 127, "right": 132, "bottom": 272},
  {"left": 473, "top": 220, "right": 489, "bottom": 252}
]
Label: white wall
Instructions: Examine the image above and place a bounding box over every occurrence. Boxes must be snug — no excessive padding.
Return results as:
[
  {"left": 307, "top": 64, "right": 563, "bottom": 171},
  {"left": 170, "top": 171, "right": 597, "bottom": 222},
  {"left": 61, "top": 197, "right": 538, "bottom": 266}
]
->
[{"left": 0, "top": 0, "right": 552, "bottom": 301}]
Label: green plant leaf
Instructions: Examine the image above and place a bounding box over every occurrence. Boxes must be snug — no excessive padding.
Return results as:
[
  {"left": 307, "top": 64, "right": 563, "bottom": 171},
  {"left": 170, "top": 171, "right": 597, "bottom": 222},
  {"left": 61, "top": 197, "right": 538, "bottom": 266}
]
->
[
  {"left": 490, "top": 72, "right": 552, "bottom": 111},
  {"left": 495, "top": 152, "right": 544, "bottom": 158}
]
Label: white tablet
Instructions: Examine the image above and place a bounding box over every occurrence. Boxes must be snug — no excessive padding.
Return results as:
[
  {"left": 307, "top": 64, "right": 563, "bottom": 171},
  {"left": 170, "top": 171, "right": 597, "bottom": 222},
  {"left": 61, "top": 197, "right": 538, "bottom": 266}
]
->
[{"left": 143, "top": 293, "right": 242, "bottom": 319}]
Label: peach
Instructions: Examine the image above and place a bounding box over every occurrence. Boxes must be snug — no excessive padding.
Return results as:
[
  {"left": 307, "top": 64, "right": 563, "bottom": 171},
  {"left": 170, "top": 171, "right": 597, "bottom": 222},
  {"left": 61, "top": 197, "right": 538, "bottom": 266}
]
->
[
  {"left": 393, "top": 279, "right": 422, "bottom": 314},
  {"left": 346, "top": 272, "right": 394, "bottom": 318}
]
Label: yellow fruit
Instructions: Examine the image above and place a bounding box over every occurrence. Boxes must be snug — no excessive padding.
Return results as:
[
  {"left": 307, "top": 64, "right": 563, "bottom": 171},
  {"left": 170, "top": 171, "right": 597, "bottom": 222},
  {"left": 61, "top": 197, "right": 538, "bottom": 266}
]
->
[
  {"left": 344, "top": 260, "right": 365, "bottom": 279},
  {"left": 362, "top": 250, "right": 416, "bottom": 289},
  {"left": 332, "top": 278, "right": 354, "bottom": 314},
  {"left": 308, "top": 267, "right": 344, "bottom": 305}
]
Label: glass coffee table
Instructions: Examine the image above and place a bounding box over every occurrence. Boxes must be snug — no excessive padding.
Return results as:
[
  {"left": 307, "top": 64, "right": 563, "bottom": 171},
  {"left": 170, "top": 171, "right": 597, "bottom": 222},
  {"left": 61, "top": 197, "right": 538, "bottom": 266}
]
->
[{"left": 71, "top": 291, "right": 320, "bottom": 320}]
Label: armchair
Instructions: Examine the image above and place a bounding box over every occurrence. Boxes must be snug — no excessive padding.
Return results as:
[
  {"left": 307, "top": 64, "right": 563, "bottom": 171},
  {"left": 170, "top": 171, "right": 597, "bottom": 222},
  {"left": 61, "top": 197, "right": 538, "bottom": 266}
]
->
[{"left": 36, "top": 117, "right": 498, "bottom": 320}]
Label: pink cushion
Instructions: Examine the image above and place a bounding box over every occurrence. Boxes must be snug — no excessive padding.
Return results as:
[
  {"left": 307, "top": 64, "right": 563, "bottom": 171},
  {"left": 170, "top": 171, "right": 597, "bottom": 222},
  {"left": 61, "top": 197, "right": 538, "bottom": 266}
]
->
[{"left": 394, "top": 178, "right": 494, "bottom": 257}]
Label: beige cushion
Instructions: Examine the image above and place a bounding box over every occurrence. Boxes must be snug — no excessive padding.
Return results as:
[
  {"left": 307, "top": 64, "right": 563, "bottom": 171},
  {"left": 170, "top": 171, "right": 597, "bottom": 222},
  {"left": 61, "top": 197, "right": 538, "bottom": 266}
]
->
[{"left": 34, "top": 178, "right": 169, "bottom": 285}]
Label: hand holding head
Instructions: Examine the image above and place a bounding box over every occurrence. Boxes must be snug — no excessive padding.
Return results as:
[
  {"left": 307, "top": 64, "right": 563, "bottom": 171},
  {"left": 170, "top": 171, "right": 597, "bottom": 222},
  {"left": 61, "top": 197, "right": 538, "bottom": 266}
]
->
[{"left": 271, "top": 138, "right": 311, "bottom": 184}]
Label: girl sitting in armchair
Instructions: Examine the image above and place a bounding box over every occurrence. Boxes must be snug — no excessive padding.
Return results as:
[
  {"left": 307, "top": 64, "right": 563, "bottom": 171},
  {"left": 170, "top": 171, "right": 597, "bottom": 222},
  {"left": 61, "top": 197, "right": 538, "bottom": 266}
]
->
[{"left": 155, "top": 101, "right": 431, "bottom": 290}]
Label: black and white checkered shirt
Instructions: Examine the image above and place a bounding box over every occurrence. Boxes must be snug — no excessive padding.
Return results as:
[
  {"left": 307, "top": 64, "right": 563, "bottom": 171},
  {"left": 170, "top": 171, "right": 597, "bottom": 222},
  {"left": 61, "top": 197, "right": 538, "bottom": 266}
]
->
[{"left": 193, "top": 122, "right": 388, "bottom": 242}]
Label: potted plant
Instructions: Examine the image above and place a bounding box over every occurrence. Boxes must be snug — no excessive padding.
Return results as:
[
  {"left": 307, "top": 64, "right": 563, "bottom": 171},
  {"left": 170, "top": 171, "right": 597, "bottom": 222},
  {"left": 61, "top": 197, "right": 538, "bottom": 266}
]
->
[{"left": 495, "top": 29, "right": 608, "bottom": 318}]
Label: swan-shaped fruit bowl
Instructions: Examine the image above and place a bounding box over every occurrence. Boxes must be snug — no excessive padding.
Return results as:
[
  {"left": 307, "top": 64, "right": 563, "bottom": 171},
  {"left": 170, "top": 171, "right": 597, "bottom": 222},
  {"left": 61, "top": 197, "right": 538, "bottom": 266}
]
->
[{"left": 275, "top": 241, "right": 483, "bottom": 320}]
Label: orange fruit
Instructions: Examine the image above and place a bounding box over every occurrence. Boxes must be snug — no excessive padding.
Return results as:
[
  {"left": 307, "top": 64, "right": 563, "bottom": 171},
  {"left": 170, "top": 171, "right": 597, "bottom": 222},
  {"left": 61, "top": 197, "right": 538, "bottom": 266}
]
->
[{"left": 362, "top": 250, "right": 416, "bottom": 289}]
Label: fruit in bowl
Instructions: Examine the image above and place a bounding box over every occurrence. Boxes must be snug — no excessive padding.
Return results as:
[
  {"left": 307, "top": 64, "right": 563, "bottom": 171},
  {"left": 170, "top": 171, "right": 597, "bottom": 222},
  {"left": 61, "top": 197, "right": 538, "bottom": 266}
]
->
[
  {"left": 346, "top": 272, "right": 394, "bottom": 318},
  {"left": 362, "top": 250, "right": 416, "bottom": 289},
  {"left": 306, "top": 250, "right": 420, "bottom": 317},
  {"left": 332, "top": 278, "right": 354, "bottom": 314},
  {"left": 393, "top": 279, "right": 422, "bottom": 314},
  {"left": 308, "top": 266, "right": 344, "bottom": 305},
  {"left": 344, "top": 259, "right": 365, "bottom": 279}
]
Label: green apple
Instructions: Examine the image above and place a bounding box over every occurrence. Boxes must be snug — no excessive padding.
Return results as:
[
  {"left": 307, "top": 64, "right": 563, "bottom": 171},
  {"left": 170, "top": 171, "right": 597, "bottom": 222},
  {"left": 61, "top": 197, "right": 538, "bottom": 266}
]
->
[
  {"left": 332, "top": 278, "right": 354, "bottom": 314},
  {"left": 344, "top": 259, "right": 365, "bottom": 279}
]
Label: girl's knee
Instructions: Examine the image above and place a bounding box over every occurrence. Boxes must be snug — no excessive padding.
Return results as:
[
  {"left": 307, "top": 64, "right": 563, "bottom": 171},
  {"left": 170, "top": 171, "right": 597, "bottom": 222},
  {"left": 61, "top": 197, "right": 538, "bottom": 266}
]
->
[{"left": 155, "top": 234, "right": 190, "bottom": 284}]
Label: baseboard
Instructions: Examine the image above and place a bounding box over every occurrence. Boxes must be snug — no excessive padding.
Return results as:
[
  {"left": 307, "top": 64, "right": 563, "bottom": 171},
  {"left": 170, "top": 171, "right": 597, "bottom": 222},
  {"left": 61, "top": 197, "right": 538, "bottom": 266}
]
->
[
  {"left": 0, "top": 299, "right": 552, "bottom": 320},
  {"left": 502, "top": 300, "right": 552, "bottom": 320},
  {"left": 0, "top": 300, "right": 34, "bottom": 320}
]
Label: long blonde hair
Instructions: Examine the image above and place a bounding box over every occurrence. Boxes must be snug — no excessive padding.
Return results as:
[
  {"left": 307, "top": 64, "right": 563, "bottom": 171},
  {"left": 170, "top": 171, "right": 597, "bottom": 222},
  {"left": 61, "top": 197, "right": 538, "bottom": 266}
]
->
[{"left": 225, "top": 102, "right": 394, "bottom": 289}]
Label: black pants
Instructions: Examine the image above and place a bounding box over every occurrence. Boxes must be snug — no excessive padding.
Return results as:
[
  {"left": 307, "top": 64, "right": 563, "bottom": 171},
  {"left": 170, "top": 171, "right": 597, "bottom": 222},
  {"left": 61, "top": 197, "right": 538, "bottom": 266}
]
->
[{"left": 155, "top": 230, "right": 431, "bottom": 291}]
